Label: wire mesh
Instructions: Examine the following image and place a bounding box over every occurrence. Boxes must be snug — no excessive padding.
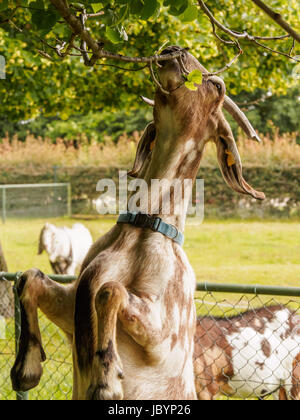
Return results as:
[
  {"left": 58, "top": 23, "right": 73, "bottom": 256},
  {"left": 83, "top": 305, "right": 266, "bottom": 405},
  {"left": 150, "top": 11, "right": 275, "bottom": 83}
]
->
[
  {"left": 0, "top": 184, "right": 70, "bottom": 221},
  {"left": 0, "top": 275, "right": 299, "bottom": 400},
  {"left": 0, "top": 279, "right": 15, "bottom": 400},
  {"left": 194, "top": 291, "right": 300, "bottom": 400}
]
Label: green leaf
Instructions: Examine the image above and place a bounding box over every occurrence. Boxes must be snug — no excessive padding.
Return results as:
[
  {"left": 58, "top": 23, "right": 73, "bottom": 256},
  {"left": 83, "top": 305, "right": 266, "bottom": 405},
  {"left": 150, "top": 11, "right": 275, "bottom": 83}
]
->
[
  {"left": 187, "top": 69, "right": 203, "bottom": 85},
  {"left": 105, "top": 26, "right": 123, "bottom": 44},
  {"left": 164, "top": 0, "right": 187, "bottom": 10},
  {"left": 140, "top": 0, "right": 160, "bottom": 20},
  {"left": 29, "top": 0, "right": 44, "bottom": 9},
  {"left": 91, "top": 3, "right": 103, "bottom": 13},
  {"left": 70, "top": 3, "right": 85, "bottom": 11},
  {"left": 185, "top": 70, "right": 203, "bottom": 91},
  {"left": 179, "top": 4, "right": 198, "bottom": 22},
  {"left": 0, "top": 0, "right": 8, "bottom": 12},
  {"left": 185, "top": 81, "right": 198, "bottom": 91},
  {"left": 167, "top": 0, "right": 188, "bottom": 16},
  {"left": 114, "top": 5, "right": 129, "bottom": 25},
  {"left": 129, "top": 0, "right": 144, "bottom": 15},
  {"left": 31, "top": 9, "right": 59, "bottom": 36}
]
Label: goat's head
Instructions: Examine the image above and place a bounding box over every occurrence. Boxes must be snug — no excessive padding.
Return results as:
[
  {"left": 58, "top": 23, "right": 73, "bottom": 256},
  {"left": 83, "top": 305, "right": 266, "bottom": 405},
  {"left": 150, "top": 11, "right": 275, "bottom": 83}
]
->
[
  {"left": 131, "top": 46, "right": 265, "bottom": 201},
  {"left": 38, "top": 223, "right": 56, "bottom": 256}
]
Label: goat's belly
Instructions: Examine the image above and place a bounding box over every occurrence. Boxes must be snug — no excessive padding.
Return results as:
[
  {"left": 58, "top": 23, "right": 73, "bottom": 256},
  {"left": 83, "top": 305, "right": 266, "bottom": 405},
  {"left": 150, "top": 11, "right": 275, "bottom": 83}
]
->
[
  {"left": 122, "top": 363, "right": 196, "bottom": 400},
  {"left": 118, "top": 331, "right": 196, "bottom": 400}
]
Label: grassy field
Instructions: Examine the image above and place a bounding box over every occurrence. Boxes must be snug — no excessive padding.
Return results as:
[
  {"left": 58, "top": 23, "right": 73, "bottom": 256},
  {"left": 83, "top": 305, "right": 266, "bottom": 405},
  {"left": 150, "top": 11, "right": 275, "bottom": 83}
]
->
[
  {"left": 1, "top": 216, "right": 300, "bottom": 400},
  {"left": 1, "top": 217, "right": 300, "bottom": 287}
]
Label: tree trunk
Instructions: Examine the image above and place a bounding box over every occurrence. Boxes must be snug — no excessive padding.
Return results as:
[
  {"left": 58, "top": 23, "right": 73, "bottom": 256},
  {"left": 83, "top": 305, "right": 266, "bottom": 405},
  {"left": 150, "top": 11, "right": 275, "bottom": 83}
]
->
[{"left": 0, "top": 240, "right": 14, "bottom": 318}]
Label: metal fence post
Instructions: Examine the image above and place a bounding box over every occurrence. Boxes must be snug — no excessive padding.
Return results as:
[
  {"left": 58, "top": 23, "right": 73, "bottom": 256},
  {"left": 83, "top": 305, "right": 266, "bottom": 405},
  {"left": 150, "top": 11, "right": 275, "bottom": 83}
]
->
[
  {"left": 13, "top": 272, "right": 29, "bottom": 401},
  {"left": 2, "top": 187, "right": 6, "bottom": 224}
]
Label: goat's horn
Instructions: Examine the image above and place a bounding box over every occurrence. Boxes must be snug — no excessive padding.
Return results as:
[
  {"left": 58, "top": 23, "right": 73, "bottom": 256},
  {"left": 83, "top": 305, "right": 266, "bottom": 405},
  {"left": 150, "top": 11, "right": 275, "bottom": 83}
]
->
[
  {"left": 141, "top": 96, "right": 155, "bottom": 107},
  {"left": 224, "top": 96, "right": 261, "bottom": 143}
]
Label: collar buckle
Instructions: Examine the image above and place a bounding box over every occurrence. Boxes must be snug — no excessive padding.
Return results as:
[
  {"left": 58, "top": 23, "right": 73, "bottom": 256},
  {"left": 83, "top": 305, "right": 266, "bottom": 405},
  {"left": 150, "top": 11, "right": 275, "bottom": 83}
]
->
[{"left": 133, "top": 213, "right": 161, "bottom": 232}]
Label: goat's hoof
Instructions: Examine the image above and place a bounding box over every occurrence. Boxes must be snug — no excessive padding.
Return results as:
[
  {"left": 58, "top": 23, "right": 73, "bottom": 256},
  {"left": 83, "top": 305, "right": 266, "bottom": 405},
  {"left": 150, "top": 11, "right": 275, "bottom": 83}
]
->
[
  {"left": 87, "top": 383, "right": 124, "bottom": 401},
  {"left": 11, "top": 363, "right": 43, "bottom": 392},
  {"left": 10, "top": 346, "right": 46, "bottom": 392},
  {"left": 87, "top": 365, "right": 124, "bottom": 400}
]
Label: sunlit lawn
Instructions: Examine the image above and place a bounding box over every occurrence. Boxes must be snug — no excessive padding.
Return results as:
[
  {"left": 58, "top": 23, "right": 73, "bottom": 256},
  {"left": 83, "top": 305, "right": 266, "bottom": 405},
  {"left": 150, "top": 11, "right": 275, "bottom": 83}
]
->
[
  {"left": 2, "top": 216, "right": 300, "bottom": 287},
  {"left": 0, "top": 216, "right": 299, "bottom": 400}
]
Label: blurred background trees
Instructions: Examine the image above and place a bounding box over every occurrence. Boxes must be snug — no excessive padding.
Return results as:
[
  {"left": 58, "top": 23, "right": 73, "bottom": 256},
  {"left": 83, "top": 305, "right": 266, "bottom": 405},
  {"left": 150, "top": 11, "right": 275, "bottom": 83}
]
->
[{"left": 0, "top": 0, "right": 299, "bottom": 124}]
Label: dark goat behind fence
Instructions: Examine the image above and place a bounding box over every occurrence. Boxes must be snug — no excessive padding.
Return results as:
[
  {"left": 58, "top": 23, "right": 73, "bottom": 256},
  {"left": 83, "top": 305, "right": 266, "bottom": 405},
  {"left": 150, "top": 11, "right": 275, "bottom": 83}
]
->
[{"left": 0, "top": 273, "right": 299, "bottom": 400}]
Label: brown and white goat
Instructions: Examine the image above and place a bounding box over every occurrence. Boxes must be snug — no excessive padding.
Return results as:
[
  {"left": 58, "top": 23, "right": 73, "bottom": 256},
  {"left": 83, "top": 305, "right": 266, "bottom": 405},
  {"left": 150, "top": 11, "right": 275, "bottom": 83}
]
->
[
  {"left": 194, "top": 305, "right": 300, "bottom": 400},
  {"left": 11, "top": 46, "right": 264, "bottom": 400}
]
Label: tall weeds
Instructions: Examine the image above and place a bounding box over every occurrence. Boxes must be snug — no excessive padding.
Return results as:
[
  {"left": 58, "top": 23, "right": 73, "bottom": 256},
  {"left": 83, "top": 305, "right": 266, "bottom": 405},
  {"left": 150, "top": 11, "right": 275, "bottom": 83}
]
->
[{"left": 0, "top": 129, "right": 299, "bottom": 173}]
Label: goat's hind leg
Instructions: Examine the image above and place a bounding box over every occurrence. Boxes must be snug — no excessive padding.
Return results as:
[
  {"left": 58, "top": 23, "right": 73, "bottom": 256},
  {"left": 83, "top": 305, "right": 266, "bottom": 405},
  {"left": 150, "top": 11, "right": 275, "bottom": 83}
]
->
[{"left": 11, "top": 268, "right": 75, "bottom": 392}]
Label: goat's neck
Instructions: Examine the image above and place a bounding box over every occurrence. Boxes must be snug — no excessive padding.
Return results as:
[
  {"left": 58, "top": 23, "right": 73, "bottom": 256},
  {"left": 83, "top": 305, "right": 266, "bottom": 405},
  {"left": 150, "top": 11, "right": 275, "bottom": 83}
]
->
[{"left": 140, "top": 134, "right": 204, "bottom": 232}]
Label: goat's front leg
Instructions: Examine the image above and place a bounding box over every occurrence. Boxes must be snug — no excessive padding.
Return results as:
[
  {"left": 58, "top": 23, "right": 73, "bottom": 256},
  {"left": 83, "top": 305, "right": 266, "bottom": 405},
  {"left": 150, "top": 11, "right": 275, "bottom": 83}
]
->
[
  {"left": 86, "top": 282, "right": 165, "bottom": 401},
  {"left": 11, "top": 269, "right": 75, "bottom": 392}
]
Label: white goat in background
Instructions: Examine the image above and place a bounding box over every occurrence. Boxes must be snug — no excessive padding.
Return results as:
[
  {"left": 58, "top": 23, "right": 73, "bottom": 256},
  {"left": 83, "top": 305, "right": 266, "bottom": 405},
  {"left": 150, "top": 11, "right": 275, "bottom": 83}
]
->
[{"left": 38, "top": 223, "right": 93, "bottom": 275}]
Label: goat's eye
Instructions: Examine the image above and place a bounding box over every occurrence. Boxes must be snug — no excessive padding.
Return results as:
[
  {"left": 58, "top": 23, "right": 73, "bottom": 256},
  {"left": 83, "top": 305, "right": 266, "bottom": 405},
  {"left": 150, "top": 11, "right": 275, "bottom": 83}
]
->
[{"left": 215, "top": 83, "right": 222, "bottom": 92}]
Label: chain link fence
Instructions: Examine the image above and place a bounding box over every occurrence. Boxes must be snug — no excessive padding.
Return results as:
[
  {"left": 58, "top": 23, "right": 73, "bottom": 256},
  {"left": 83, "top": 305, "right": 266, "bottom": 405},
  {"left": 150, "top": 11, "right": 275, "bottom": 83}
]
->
[
  {"left": 0, "top": 184, "right": 71, "bottom": 223},
  {"left": 195, "top": 284, "right": 300, "bottom": 400},
  {"left": 0, "top": 273, "right": 299, "bottom": 400},
  {"left": 0, "top": 273, "right": 74, "bottom": 401}
]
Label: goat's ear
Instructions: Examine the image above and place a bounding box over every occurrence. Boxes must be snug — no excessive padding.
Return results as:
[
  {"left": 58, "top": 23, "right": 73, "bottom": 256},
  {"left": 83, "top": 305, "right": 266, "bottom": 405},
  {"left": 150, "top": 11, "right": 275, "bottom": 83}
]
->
[
  {"left": 38, "top": 228, "right": 45, "bottom": 255},
  {"left": 216, "top": 118, "right": 265, "bottom": 200},
  {"left": 128, "top": 122, "right": 156, "bottom": 178}
]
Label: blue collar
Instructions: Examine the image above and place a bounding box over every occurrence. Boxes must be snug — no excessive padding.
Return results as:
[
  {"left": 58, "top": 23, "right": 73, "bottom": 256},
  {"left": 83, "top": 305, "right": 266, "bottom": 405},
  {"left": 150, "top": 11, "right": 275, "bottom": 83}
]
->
[{"left": 117, "top": 212, "right": 184, "bottom": 247}]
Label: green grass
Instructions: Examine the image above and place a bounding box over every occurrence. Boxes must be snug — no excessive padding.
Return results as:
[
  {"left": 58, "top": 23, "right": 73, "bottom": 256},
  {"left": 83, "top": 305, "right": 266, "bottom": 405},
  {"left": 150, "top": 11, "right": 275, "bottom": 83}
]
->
[
  {"left": 2, "top": 217, "right": 300, "bottom": 287},
  {"left": 0, "top": 217, "right": 300, "bottom": 400}
]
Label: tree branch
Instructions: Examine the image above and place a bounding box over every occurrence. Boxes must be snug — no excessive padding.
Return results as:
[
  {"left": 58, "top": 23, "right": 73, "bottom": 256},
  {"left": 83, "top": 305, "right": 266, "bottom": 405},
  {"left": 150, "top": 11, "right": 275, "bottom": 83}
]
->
[
  {"left": 251, "top": 0, "right": 300, "bottom": 43},
  {"left": 197, "top": 0, "right": 300, "bottom": 62},
  {"left": 206, "top": 44, "right": 243, "bottom": 76},
  {"left": 49, "top": 0, "right": 185, "bottom": 66}
]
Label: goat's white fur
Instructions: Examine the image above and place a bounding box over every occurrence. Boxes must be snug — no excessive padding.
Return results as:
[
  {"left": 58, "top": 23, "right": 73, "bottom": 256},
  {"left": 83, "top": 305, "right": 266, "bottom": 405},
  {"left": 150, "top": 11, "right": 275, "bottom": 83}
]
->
[
  {"left": 195, "top": 307, "right": 300, "bottom": 400},
  {"left": 39, "top": 223, "right": 93, "bottom": 275}
]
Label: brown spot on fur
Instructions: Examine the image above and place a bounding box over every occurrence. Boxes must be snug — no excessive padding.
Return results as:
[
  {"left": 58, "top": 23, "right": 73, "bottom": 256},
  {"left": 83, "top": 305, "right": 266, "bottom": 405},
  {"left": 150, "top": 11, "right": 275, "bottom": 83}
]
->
[
  {"left": 96, "top": 340, "right": 114, "bottom": 363},
  {"left": 178, "top": 324, "right": 186, "bottom": 348},
  {"left": 194, "top": 317, "right": 234, "bottom": 400},
  {"left": 291, "top": 353, "right": 300, "bottom": 400},
  {"left": 261, "top": 338, "right": 271, "bottom": 358},
  {"left": 171, "top": 333, "right": 177, "bottom": 351},
  {"left": 279, "top": 387, "right": 288, "bottom": 400},
  {"left": 255, "top": 361, "right": 265, "bottom": 370},
  {"left": 127, "top": 291, "right": 151, "bottom": 316},
  {"left": 96, "top": 340, "right": 115, "bottom": 374},
  {"left": 200, "top": 305, "right": 287, "bottom": 336}
]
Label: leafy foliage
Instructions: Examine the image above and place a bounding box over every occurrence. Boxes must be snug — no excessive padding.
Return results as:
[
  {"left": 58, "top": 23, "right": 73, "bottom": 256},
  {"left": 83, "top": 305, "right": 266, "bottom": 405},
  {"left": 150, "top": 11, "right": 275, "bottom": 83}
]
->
[
  {"left": 0, "top": 108, "right": 153, "bottom": 142},
  {"left": 0, "top": 0, "right": 299, "bottom": 120},
  {"left": 1, "top": 87, "right": 298, "bottom": 143},
  {"left": 231, "top": 87, "right": 300, "bottom": 139}
]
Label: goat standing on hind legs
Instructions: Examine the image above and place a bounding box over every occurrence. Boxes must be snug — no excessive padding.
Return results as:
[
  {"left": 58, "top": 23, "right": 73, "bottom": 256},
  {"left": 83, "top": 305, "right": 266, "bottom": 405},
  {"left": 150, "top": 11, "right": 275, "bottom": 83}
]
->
[{"left": 11, "top": 47, "right": 265, "bottom": 400}]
